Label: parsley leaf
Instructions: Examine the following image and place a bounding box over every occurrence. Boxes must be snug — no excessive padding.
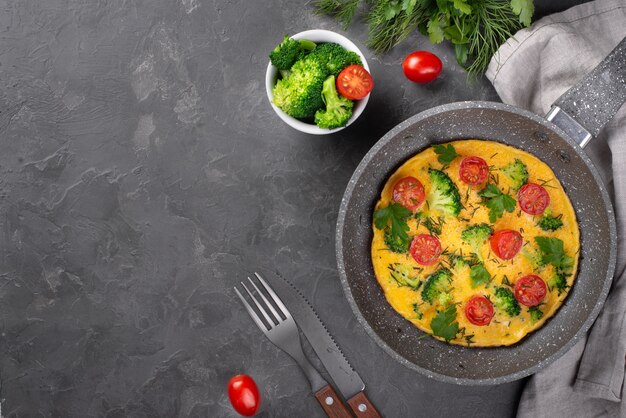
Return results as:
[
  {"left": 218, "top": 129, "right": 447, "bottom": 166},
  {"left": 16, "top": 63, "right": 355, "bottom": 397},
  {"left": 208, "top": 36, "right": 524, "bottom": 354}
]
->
[
  {"left": 534, "top": 236, "right": 574, "bottom": 275},
  {"left": 478, "top": 184, "right": 516, "bottom": 222},
  {"left": 511, "top": 0, "right": 535, "bottom": 26},
  {"left": 431, "top": 304, "right": 460, "bottom": 342},
  {"left": 469, "top": 263, "right": 490, "bottom": 288},
  {"left": 374, "top": 203, "right": 411, "bottom": 252},
  {"left": 433, "top": 144, "right": 458, "bottom": 166}
]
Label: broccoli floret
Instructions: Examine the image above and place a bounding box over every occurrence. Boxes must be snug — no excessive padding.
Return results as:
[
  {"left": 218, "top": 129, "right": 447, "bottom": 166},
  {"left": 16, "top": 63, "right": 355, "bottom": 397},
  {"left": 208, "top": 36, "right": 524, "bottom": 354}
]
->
[
  {"left": 389, "top": 263, "right": 421, "bottom": 289},
  {"left": 426, "top": 168, "right": 462, "bottom": 217},
  {"left": 537, "top": 210, "right": 564, "bottom": 231},
  {"left": 528, "top": 306, "right": 544, "bottom": 323},
  {"left": 449, "top": 254, "right": 470, "bottom": 272},
  {"left": 501, "top": 159, "right": 528, "bottom": 190},
  {"left": 308, "top": 42, "right": 362, "bottom": 76},
  {"left": 272, "top": 57, "right": 326, "bottom": 119},
  {"left": 421, "top": 269, "right": 453, "bottom": 306},
  {"left": 493, "top": 287, "right": 521, "bottom": 316},
  {"left": 461, "top": 223, "right": 493, "bottom": 262},
  {"left": 314, "top": 75, "right": 354, "bottom": 129},
  {"left": 269, "top": 36, "right": 316, "bottom": 71},
  {"left": 384, "top": 228, "right": 409, "bottom": 253},
  {"left": 521, "top": 246, "right": 546, "bottom": 271},
  {"left": 548, "top": 273, "right": 569, "bottom": 296}
]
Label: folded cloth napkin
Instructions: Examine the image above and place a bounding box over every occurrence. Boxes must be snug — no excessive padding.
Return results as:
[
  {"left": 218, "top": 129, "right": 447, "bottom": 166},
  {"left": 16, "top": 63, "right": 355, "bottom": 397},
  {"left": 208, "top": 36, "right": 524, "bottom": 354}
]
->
[{"left": 486, "top": 1, "right": 626, "bottom": 416}]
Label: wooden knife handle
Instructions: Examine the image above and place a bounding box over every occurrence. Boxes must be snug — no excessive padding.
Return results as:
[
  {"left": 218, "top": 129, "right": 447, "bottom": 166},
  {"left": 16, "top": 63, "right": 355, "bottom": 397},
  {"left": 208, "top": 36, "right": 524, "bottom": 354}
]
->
[
  {"left": 347, "top": 391, "right": 382, "bottom": 418},
  {"left": 314, "top": 384, "right": 353, "bottom": 418}
]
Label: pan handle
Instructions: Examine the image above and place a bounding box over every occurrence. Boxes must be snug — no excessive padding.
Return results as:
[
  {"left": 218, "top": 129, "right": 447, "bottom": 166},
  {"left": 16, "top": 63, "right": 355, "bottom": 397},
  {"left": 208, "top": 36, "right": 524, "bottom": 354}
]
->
[{"left": 546, "top": 35, "right": 626, "bottom": 148}]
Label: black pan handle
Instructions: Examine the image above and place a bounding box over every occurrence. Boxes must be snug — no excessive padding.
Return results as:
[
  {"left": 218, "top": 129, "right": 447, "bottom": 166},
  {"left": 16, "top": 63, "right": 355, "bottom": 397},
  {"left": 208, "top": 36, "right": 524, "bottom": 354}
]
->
[{"left": 546, "top": 35, "right": 626, "bottom": 148}]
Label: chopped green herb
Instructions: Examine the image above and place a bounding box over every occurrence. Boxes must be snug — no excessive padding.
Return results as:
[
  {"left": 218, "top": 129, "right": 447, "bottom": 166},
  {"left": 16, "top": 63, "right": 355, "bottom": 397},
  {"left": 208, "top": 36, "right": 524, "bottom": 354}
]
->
[
  {"left": 412, "top": 302, "right": 424, "bottom": 320},
  {"left": 388, "top": 263, "right": 422, "bottom": 289},
  {"left": 430, "top": 304, "right": 460, "bottom": 342},
  {"left": 478, "top": 184, "right": 516, "bottom": 222},
  {"left": 433, "top": 144, "right": 459, "bottom": 166}
]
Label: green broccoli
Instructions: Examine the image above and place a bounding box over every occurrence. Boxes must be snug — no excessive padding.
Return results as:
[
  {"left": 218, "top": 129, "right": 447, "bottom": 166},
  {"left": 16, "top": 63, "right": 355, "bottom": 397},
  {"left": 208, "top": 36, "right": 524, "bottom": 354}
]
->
[
  {"left": 272, "top": 57, "right": 327, "bottom": 119},
  {"left": 449, "top": 254, "right": 470, "bottom": 273},
  {"left": 537, "top": 209, "right": 564, "bottom": 231},
  {"left": 269, "top": 36, "right": 316, "bottom": 71},
  {"left": 548, "top": 272, "right": 569, "bottom": 296},
  {"left": 308, "top": 42, "right": 362, "bottom": 76},
  {"left": 528, "top": 306, "right": 544, "bottom": 323},
  {"left": 314, "top": 75, "right": 354, "bottom": 129},
  {"left": 388, "top": 263, "right": 421, "bottom": 289},
  {"left": 421, "top": 269, "right": 453, "bottom": 306},
  {"left": 384, "top": 228, "right": 409, "bottom": 253},
  {"left": 501, "top": 158, "right": 529, "bottom": 190},
  {"left": 521, "top": 246, "right": 546, "bottom": 270},
  {"left": 460, "top": 223, "right": 493, "bottom": 262},
  {"left": 426, "top": 168, "right": 462, "bottom": 217},
  {"left": 493, "top": 286, "right": 521, "bottom": 316}
]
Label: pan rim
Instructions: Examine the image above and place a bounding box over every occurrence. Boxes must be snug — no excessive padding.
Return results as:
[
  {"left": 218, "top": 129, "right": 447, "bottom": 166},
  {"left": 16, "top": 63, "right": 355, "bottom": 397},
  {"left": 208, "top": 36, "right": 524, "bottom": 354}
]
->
[{"left": 335, "top": 100, "right": 617, "bottom": 385}]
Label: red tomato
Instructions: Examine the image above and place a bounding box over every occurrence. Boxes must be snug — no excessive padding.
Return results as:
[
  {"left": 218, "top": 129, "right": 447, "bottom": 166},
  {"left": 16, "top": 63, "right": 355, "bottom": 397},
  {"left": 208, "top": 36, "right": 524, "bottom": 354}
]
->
[
  {"left": 459, "top": 156, "right": 489, "bottom": 186},
  {"left": 336, "top": 65, "right": 374, "bottom": 100},
  {"left": 410, "top": 234, "right": 442, "bottom": 265},
  {"left": 465, "top": 295, "right": 494, "bottom": 326},
  {"left": 227, "top": 374, "right": 260, "bottom": 416},
  {"left": 392, "top": 176, "right": 425, "bottom": 210},
  {"left": 514, "top": 275, "right": 547, "bottom": 307},
  {"left": 402, "top": 51, "right": 443, "bottom": 83},
  {"left": 518, "top": 183, "right": 550, "bottom": 215},
  {"left": 490, "top": 230, "right": 523, "bottom": 260}
]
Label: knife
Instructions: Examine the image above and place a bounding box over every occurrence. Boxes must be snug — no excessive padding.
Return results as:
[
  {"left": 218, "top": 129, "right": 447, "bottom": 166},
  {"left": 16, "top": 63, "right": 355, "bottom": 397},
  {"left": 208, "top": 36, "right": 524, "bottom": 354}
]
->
[{"left": 271, "top": 272, "right": 382, "bottom": 418}]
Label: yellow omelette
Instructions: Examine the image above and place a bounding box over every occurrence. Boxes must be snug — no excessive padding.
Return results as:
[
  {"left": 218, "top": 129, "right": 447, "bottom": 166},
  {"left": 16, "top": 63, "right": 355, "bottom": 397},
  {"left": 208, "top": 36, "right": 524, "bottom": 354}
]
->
[{"left": 371, "top": 140, "right": 579, "bottom": 347}]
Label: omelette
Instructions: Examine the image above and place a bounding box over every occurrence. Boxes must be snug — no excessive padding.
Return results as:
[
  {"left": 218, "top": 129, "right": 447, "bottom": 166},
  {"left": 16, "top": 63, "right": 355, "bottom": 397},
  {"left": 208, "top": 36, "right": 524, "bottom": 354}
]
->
[{"left": 371, "top": 140, "right": 579, "bottom": 347}]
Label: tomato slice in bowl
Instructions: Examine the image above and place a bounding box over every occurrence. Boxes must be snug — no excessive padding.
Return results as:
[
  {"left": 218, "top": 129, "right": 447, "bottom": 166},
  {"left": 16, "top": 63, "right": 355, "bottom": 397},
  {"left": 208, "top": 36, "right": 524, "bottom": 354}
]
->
[
  {"left": 518, "top": 183, "right": 550, "bottom": 215},
  {"left": 465, "top": 295, "right": 494, "bottom": 326},
  {"left": 514, "top": 275, "right": 547, "bottom": 307},
  {"left": 336, "top": 65, "right": 374, "bottom": 100},
  {"left": 459, "top": 156, "right": 489, "bottom": 186},
  {"left": 490, "top": 229, "right": 523, "bottom": 260},
  {"left": 392, "top": 176, "right": 425, "bottom": 210},
  {"left": 410, "top": 234, "right": 442, "bottom": 265}
]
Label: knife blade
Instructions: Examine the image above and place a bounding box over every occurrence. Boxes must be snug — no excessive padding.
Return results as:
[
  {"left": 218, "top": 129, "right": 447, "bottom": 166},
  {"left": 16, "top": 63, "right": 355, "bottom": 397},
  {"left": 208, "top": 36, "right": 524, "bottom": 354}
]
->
[{"left": 270, "top": 272, "right": 382, "bottom": 418}]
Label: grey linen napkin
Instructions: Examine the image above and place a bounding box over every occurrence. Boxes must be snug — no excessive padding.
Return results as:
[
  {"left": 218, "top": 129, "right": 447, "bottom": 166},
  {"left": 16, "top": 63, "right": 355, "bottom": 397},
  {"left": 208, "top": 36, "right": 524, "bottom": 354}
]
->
[{"left": 486, "top": 1, "right": 626, "bottom": 416}]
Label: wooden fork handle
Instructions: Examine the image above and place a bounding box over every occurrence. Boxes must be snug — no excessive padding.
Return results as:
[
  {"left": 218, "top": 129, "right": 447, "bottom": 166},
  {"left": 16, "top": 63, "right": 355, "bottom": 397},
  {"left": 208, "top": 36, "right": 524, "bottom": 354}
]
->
[
  {"left": 347, "top": 391, "right": 382, "bottom": 418},
  {"left": 314, "top": 384, "right": 353, "bottom": 418}
]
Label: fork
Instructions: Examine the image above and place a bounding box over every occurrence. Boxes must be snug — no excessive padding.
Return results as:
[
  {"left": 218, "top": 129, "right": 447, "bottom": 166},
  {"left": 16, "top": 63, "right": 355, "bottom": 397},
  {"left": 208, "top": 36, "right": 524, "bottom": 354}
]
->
[{"left": 235, "top": 272, "right": 353, "bottom": 418}]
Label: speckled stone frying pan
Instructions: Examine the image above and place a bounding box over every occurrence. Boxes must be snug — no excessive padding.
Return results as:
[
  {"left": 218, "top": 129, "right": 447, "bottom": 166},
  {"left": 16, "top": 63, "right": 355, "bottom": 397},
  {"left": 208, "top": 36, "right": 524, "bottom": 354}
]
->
[{"left": 336, "top": 37, "right": 626, "bottom": 384}]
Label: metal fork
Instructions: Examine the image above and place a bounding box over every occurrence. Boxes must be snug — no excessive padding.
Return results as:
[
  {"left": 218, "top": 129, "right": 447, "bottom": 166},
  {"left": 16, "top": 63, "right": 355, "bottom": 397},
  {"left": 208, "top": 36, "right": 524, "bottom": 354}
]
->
[{"left": 235, "top": 273, "right": 352, "bottom": 418}]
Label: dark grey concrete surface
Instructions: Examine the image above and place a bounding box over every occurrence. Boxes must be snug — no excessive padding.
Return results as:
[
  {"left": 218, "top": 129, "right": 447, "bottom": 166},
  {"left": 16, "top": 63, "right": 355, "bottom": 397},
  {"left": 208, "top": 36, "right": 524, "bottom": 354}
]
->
[{"left": 0, "top": 0, "right": 593, "bottom": 417}]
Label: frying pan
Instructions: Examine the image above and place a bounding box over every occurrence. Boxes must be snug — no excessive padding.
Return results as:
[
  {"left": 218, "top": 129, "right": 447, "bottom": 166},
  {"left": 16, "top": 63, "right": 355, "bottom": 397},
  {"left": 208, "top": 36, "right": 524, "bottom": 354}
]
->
[{"left": 336, "top": 37, "right": 626, "bottom": 385}]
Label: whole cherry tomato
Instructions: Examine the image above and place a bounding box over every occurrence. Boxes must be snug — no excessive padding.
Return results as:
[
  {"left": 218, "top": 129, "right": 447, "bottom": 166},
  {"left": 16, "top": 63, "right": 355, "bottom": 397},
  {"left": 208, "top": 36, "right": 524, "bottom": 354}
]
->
[
  {"left": 402, "top": 51, "right": 443, "bottom": 83},
  {"left": 227, "top": 374, "right": 260, "bottom": 416}
]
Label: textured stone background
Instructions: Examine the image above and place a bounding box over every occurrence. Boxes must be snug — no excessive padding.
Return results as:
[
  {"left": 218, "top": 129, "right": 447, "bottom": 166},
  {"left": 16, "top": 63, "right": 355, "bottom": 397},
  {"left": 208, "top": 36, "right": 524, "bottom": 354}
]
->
[{"left": 0, "top": 0, "right": 591, "bottom": 416}]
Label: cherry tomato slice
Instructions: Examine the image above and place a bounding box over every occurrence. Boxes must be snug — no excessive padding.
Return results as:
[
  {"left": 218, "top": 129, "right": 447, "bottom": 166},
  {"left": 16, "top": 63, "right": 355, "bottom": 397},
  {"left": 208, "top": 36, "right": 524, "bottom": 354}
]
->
[
  {"left": 227, "top": 374, "right": 260, "bottom": 417},
  {"left": 514, "top": 275, "right": 547, "bottom": 307},
  {"left": 490, "top": 229, "right": 523, "bottom": 260},
  {"left": 410, "top": 234, "right": 442, "bottom": 265},
  {"left": 459, "top": 156, "right": 489, "bottom": 186},
  {"left": 465, "top": 295, "right": 494, "bottom": 326},
  {"left": 402, "top": 51, "right": 443, "bottom": 83},
  {"left": 518, "top": 183, "right": 550, "bottom": 215},
  {"left": 336, "top": 65, "right": 374, "bottom": 100},
  {"left": 392, "top": 176, "right": 425, "bottom": 211}
]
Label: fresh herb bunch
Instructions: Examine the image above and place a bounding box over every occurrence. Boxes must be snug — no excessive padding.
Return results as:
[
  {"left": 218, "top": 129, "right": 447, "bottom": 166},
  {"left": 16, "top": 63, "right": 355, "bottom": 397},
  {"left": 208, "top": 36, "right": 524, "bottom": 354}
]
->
[{"left": 314, "top": 0, "right": 534, "bottom": 76}]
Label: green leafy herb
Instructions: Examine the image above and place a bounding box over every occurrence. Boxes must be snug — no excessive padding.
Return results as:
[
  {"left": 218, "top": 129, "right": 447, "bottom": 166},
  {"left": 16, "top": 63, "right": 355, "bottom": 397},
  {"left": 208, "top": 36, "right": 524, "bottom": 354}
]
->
[
  {"left": 419, "top": 215, "right": 445, "bottom": 236},
  {"left": 528, "top": 306, "right": 543, "bottom": 323},
  {"left": 478, "top": 184, "right": 516, "bottom": 222},
  {"left": 388, "top": 263, "right": 422, "bottom": 289},
  {"left": 534, "top": 237, "right": 574, "bottom": 275},
  {"left": 412, "top": 302, "right": 424, "bottom": 320},
  {"left": 469, "top": 263, "right": 490, "bottom": 288},
  {"left": 374, "top": 203, "right": 411, "bottom": 252},
  {"left": 433, "top": 144, "right": 458, "bottom": 166},
  {"left": 431, "top": 304, "right": 460, "bottom": 342},
  {"left": 314, "top": 0, "right": 533, "bottom": 77}
]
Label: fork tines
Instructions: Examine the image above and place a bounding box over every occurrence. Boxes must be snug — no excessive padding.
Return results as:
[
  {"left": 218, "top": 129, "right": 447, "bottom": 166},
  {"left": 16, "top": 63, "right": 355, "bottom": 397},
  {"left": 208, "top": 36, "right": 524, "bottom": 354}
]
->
[{"left": 234, "top": 272, "right": 289, "bottom": 332}]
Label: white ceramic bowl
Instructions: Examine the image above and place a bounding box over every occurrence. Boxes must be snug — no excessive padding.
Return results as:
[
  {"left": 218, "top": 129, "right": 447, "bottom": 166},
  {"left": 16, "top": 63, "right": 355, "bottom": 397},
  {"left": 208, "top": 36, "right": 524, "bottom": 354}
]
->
[{"left": 265, "top": 29, "right": 371, "bottom": 135}]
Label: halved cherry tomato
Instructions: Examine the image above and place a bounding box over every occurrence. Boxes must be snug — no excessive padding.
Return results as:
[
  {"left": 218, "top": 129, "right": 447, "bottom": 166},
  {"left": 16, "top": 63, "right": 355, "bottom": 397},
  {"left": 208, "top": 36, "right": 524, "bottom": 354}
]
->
[
  {"left": 518, "top": 183, "right": 550, "bottom": 215},
  {"left": 410, "top": 234, "right": 442, "bottom": 265},
  {"left": 490, "top": 229, "right": 523, "bottom": 260},
  {"left": 392, "top": 176, "right": 425, "bottom": 211},
  {"left": 514, "top": 275, "right": 547, "bottom": 307},
  {"left": 228, "top": 374, "right": 260, "bottom": 417},
  {"left": 465, "top": 295, "right": 494, "bottom": 326},
  {"left": 402, "top": 51, "right": 443, "bottom": 83},
  {"left": 336, "top": 65, "right": 374, "bottom": 100},
  {"left": 459, "top": 156, "right": 489, "bottom": 186}
]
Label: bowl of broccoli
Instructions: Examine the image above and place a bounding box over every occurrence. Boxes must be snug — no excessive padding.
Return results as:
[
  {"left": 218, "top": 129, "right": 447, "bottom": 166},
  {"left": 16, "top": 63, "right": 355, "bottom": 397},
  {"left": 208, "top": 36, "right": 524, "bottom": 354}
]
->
[{"left": 265, "top": 29, "right": 372, "bottom": 135}]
